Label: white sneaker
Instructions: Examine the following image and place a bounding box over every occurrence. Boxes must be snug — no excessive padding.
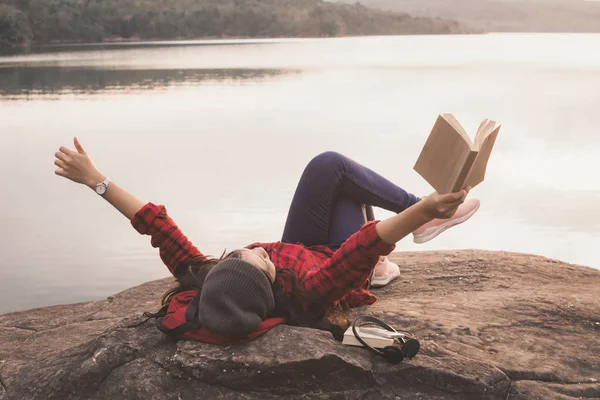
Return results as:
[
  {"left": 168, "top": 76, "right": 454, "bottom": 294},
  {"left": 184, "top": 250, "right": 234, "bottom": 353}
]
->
[{"left": 371, "top": 256, "right": 400, "bottom": 288}]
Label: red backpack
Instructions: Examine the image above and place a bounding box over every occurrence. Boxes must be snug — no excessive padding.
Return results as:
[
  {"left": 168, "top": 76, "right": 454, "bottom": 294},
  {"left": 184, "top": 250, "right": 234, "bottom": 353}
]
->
[{"left": 144, "top": 289, "right": 285, "bottom": 345}]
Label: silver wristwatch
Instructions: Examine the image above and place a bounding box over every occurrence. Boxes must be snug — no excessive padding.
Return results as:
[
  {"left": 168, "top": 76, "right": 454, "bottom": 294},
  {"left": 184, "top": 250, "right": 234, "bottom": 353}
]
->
[{"left": 94, "top": 177, "right": 111, "bottom": 196}]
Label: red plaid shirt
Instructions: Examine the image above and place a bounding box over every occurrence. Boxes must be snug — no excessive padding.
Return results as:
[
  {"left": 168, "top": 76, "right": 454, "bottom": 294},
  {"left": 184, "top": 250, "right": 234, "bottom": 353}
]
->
[{"left": 132, "top": 203, "right": 395, "bottom": 341}]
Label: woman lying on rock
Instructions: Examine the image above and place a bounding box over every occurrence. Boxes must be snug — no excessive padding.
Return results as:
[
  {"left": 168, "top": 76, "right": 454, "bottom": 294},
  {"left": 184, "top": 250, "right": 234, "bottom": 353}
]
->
[{"left": 54, "top": 138, "right": 479, "bottom": 343}]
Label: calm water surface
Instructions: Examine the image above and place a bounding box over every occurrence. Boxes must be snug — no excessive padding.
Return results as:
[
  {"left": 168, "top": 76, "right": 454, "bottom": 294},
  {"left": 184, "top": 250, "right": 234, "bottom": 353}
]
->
[{"left": 1, "top": 34, "right": 599, "bottom": 314}]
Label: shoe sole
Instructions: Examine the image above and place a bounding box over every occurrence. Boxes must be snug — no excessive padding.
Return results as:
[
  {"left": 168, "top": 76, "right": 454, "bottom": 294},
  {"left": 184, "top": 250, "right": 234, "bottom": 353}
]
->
[
  {"left": 413, "top": 201, "right": 480, "bottom": 244},
  {"left": 371, "top": 269, "right": 401, "bottom": 288}
]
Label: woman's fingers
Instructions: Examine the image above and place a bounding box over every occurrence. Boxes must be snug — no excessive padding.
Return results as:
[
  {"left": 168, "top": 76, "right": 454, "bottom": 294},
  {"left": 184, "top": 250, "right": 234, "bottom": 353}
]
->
[
  {"left": 438, "top": 189, "right": 468, "bottom": 216},
  {"left": 59, "top": 146, "right": 75, "bottom": 156},
  {"left": 440, "top": 191, "right": 464, "bottom": 204},
  {"left": 55, "top": 168, "right": 67, "bottom": 177},
  {"left": 73, "top": 137, "right": 86, "bottom": 155},
  {"left": 448, "top": 192, "right": 467, "bottom": 208},
  {"left": 54, "top": 159, "right": 67, "bottom": 169},
  {"left": 54, "top": 141, "right": 100, "bottom": 186},
  {"left": 426, "top": 186, "right": 472, "bottom": 219},
  {"left": 448, "top": 187, "right": 469, "bottom": 203},
  {"left": 55, "top": 151, "right": 68, "bottom": 162}
]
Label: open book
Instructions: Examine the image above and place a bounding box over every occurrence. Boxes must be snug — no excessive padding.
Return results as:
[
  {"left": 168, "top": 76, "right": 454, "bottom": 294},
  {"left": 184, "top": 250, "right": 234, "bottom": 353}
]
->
[{"left": 414, "top": 114, "right": 501, "bottom": 194}]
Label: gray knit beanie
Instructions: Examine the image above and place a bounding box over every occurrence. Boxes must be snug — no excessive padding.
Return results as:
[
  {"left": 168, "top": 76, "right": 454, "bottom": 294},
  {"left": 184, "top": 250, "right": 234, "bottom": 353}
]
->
[{"left": 198, "top": 258, "right": 275, "bottom": 336}]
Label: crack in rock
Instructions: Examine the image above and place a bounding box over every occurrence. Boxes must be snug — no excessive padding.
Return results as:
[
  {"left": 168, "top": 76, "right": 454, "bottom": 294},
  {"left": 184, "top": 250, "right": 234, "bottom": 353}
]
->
[
  {"left": 504, "top": 382, "right": 513, "bottom": 400},
  {"left": 0, "top": 325, "right": 37, "bottom": 332},
  {"left": 500, "top": 369, "right": 578, "bottom": 384}
]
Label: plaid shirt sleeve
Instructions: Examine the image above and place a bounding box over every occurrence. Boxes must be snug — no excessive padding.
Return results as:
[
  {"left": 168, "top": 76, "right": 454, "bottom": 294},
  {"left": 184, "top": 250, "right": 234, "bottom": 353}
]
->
[
  {"left": 299, "top": 221, "right": 395, "bottom": 305},
  {"left": 131, "top": 202, "right": 208, "bottom": 276}
]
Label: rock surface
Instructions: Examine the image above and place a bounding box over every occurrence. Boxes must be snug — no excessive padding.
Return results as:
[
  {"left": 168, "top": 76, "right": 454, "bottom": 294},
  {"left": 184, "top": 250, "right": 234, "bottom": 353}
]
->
[{"left": 0, "top": 250, "right": 598, "bottom": 400}]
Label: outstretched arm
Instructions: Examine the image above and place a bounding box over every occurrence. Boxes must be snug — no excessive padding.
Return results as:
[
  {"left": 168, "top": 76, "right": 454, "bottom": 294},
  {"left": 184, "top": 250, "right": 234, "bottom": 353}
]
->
[
  {"left": 54, "top": 137, "right": 144, "bottom": 219},
  {"left": 54, "top": 137, "right": 207, "bottom": 275}
]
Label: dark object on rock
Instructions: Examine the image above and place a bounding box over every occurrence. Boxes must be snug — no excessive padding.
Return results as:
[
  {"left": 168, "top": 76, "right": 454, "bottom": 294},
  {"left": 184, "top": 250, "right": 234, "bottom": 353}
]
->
[{"left": 350, "top": 315, "right": 420, "bottom": 363}]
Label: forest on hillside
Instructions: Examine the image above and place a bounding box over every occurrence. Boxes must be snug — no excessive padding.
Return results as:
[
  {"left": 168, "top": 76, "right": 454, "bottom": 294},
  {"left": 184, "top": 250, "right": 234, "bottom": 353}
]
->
[
  {"left": 0, "top": 0, "right": 471, "bottom": 48},
  {"left": 333, "top": 0, "right": 600, "bottom": 33}
]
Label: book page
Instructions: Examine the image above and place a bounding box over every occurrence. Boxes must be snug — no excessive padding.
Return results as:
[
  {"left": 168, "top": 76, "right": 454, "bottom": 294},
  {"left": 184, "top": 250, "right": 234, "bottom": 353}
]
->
[
  {"left": 442, "top": 114, "right": 476, "bottom": 150},
  {"left": 474, "top": 120, "right": 497, "bottom": 149},
  {"left": 414, "top": 115, "right": 474, "bottom": 194},
  {"left": 464, "top": 125, "right": 501, "bottom": 188},
  {"left": 475, "top": 119, "right": 488, "bottom": 142}
]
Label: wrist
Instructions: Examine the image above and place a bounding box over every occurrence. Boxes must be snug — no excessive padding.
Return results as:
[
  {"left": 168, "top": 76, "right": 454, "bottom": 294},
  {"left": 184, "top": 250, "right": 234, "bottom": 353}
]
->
[
  {"left": 414, "top": 201, "right": 435, "bottom": 224},
  {"left": 86, "top": 173, "right": 107, "bottom": 189}
]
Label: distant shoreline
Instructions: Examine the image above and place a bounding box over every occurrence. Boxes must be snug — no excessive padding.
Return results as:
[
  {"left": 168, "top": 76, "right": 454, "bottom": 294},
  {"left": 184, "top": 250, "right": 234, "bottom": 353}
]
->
[
  {"left": 10, "top": 31, "right": 477, "bottom": 50},
  {"left": 18, "top": 30, "right": 600, "bottom": 50},
  {"left": 5, "top": 32, "right": 600, "bottom": 57}
]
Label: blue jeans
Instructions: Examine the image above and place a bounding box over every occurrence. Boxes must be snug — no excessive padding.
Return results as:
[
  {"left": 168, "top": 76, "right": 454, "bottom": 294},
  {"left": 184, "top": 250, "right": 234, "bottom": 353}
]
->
[{"left": 282, "top": 152, "right": 421, "bottom": 250}]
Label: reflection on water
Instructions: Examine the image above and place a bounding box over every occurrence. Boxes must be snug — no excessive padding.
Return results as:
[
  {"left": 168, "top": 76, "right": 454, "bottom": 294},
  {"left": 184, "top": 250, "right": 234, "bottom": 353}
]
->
[
  {"left": 0, "top": 66, "right": 292, "bottom": 98},
  {"left": 0, "top": 39, "right": 291, "bottom": 57}
]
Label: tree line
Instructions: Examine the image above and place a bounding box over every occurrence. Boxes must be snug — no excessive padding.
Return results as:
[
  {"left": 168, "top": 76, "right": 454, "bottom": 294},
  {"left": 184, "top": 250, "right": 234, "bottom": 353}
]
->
[
  {"left": 336, "top": 0, "right": 600, "bottom": 33},
  {"left": 0, "top": 0, "right": 470, "bottom": 48}
]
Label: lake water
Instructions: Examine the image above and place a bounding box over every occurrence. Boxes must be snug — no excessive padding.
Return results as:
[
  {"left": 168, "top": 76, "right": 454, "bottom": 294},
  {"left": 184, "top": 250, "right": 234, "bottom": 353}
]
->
[{"left": 1, "top": 34, "right": 599, "bottom": 314}]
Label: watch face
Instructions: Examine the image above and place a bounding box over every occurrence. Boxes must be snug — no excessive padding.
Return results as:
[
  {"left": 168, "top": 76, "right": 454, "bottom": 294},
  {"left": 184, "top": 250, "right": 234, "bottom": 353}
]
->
[{"left": 96, "top": 184, "right": 106, "bottom": 195}]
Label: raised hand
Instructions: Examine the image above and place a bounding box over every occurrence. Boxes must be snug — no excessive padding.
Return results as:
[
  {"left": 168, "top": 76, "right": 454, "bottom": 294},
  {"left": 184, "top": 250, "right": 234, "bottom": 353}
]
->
[
  {"left": 421, "top": 187, "right": 470, "bottom": 220},
  {"left": 54, "top": 137, "right": 105, "bottom": 188}
]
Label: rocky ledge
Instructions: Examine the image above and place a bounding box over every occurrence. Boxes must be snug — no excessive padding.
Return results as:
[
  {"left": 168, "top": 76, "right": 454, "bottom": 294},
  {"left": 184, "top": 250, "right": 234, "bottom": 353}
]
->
[{"left": 0, "top": 250, "right": 599, "bottom": 400}]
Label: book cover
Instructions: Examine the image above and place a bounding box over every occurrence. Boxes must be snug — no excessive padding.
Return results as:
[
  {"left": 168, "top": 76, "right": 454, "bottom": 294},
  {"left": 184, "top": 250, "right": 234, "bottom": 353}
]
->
[{"left": 414, "top": 114, "right": 500, "bottom": 194}]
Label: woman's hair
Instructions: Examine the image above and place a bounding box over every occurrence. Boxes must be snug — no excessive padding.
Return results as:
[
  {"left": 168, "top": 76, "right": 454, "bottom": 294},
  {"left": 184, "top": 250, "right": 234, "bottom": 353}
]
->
[
  {"left": 161, "top": 250, "right": 349, "bottom": 340},
  {"left": 161, "top": 249, "right": 242, "bottom": 307}
]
